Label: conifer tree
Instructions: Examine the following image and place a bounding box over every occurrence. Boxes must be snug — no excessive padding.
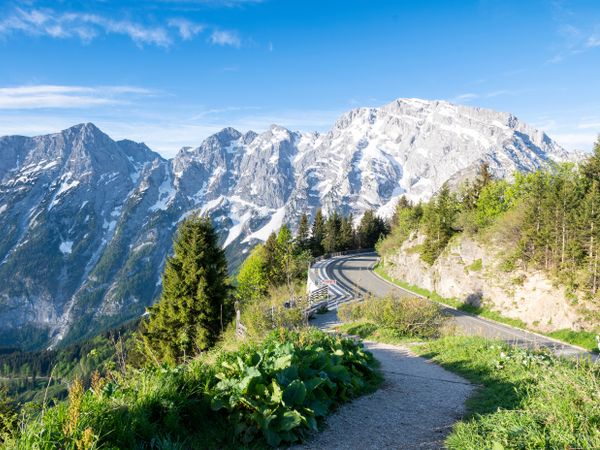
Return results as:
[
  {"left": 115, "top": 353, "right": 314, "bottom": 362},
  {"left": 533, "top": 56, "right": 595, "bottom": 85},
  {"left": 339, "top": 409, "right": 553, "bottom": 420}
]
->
[
  {"left": 357, "top": 210, "right": 387, "bottom": 248},
  {"left": 296, "top": 213, "right": 311, "bottom": 251},
  {"left": 310, "top": 209, "right": 325, "bottom": 256},
  {"left": 139, "top": 216, "right": 230, "bottom": 365},
  {"left": 339, "top": 214, "right": 356, "bottom": 250},
  {"left": 421, "top": 184, "right": 459, "bottom": 264},
  {"left": 323, "top": 211, "right": 342, "bottom": 253}
]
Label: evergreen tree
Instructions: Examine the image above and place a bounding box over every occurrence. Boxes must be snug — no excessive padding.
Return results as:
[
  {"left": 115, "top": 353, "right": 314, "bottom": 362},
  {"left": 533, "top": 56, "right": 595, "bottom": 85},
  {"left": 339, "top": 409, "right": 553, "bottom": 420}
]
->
[
  {"left": 421, "top": 183, "right": 459, "bottom": 264},
  {"left": 339, "top": 214, "right": 356, "bottom": 250},
  {"left": 263, "top": 231, "right": 279, "bottom": 286},
  {"left": 357, "top": 210, "right": 388, "bottom": 248},
  {"left": 139, "top": 216, "right": 230, "bottom": 365},
  {"left": 310, "top": 209, "right": 325, "bottom": 256},
  {"left": 296, "top": 213, "right": 311, "bottom": 251},
  {"left": 322, "top": 211, "right": 342, "bottom": 253}
]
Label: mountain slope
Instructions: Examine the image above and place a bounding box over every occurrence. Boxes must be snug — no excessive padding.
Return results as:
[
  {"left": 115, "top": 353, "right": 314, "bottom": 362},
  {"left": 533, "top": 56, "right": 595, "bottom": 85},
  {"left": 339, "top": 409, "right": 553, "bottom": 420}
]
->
[{"left": 0, "top": 99, "right": 575, "bottom": 349}]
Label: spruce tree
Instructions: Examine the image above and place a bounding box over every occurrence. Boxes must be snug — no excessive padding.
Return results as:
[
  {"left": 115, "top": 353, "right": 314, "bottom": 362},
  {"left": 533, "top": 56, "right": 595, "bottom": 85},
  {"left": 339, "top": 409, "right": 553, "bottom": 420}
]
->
[
  {"left": 310, "top": 209, "right": 325, "bottom": 256},
  {"left": 139, "top": 216, "right": 230, "bottom": 365},
  {"left": 357, "top": 210, "right": 387, "bottom": 248},
  {"left": 339, "top": 214, "right": 356, "bottom": 250},
  {"left": 323, "top": 211, "right": 341, "bottom": 253},
  {"left": 296, "top": 213, "right": 310, "bottom": 251},
  {"left": 421, "top": 184, "right": 459, "bottom": 264}
]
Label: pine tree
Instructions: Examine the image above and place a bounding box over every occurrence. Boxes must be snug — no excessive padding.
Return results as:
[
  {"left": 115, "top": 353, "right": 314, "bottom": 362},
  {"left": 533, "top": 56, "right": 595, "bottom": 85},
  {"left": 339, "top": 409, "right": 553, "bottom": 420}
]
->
[
  {"left": 357, "top": 210, "right": 387, "bottom": 248},
  {"left": 310, "top": 209, "right": 325, "bottom": 256},
  {"left": 296, "top": 213, "right": 310, "bottom": 251},
  {"left": 263, "top": 231, "right": 280, "bottom": 286},
  {"left": 322, "top": 211, "right": 342, "bottom": 253},
  {"left": 139, "top": 216, "right": 230, "bottom": 365},
  {"left": 339, "top": 214, "right": 356, "bottom": 250},
  {"left": 421, "top": 183, "right": 459, "bottom": 264}
]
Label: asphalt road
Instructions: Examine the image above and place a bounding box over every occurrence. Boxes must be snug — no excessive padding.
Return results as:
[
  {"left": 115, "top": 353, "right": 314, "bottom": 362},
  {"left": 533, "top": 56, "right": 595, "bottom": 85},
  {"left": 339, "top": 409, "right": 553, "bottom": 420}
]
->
[{"left": 319, "top": 252, "right": 594, "bottom": 359}]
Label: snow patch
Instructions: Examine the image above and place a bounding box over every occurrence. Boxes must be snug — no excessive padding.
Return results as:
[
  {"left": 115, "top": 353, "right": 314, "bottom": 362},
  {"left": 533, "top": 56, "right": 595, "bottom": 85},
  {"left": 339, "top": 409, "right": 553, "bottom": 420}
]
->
[
  {"left": 59, "top": 241, "right": 73, "bottom": 255},
  {"left": 243, "top": 207, "right": 286, "bottom": 243}
]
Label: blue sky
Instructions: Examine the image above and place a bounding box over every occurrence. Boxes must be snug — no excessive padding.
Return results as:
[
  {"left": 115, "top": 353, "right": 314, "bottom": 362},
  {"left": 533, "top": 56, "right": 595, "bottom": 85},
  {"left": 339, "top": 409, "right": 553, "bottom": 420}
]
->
[{"left": 0, "top": 0, "right": 599, "bottom": 157}]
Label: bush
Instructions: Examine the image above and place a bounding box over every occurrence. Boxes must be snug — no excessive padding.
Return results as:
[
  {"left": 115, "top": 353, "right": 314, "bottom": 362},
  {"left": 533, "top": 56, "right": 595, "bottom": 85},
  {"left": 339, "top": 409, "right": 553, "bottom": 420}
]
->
[
  {"left": 7, "top": 329, "right": 379, "bottom": 449},
  {"left": 338, "top": 295, "right": 446, "bottom": 339},
  {"left": 240, "top": 285, "right": 308, "bottom": 339},
  {"left": 210, "top": 329, "right": 380, "bottom": 447}
]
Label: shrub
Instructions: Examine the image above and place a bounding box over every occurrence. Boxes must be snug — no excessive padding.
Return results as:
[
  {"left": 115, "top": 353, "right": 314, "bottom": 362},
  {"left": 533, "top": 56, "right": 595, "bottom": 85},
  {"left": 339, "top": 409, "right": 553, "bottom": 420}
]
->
[
  {"left": 338, "top": 295, "right": 446, "bottom": 339},
  {"left": 240, "top": 285, "right": 308, "bottom": 339},
  {"left": 210, "top": 329, "right": 380, "bottom": 447}
]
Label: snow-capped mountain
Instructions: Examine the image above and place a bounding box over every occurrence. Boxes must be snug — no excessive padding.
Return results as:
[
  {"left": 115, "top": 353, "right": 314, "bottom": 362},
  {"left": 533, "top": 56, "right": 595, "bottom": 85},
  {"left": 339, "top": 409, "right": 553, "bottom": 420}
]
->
[{"left": 0, "top": 99, "right": 574, "bottom": 349}]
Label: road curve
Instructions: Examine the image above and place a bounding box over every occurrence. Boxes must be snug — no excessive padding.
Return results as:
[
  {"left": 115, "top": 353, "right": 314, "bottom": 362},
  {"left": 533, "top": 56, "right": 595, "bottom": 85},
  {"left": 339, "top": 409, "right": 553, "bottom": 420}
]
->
[{"left": 320, "top": 252, "right": 593, "bottom": 359}]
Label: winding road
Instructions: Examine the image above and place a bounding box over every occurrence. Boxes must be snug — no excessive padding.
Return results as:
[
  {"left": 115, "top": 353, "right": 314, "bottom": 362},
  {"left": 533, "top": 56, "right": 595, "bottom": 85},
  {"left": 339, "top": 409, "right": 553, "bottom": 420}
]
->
[{"left": 312, "top": 252, "right": 592, "bottom": 358}]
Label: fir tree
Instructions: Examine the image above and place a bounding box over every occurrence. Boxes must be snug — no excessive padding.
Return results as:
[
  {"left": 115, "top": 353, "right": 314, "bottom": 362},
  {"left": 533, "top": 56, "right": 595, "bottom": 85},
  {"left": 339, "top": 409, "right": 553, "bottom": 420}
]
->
[
  {"left": 357, "top": 210, "right": 387, "bottom": 248},
  {"left": 310, "top": 209, "right": 325, "bottom": 256},
  {"left": 322, "top": 211, "right": 341, "bottom": 253},
  {"left": 339, "top": 214, "right": 356, "bottom": 250},
  {"left": 421, "top": 183, "right": 459, "bottom": 264},
  {"left": 139, "top": 216, "right": 230, "bottom": 365},
  {"left": 296, "top": 213, "right": 311, "bottom": 251}
]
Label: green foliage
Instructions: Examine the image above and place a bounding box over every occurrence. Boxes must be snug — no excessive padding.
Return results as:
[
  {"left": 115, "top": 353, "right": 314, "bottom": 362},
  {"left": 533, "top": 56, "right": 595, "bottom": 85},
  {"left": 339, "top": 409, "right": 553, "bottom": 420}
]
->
[
  {"left": 139, "top": 216, "right": 232, "bottom": 365},
  {"left": 210, "top": 329, "right": 380, "bottom": 447},
  {"left": 376, "top": 197, "right": 422, "bottom": 256},
  {"left": 546, "top": 329, "right": 599, "bottom": 353},
  {"left": 337, "top": 295, "right": 446, "bottom": 339},
  {"left": 236, "top": 245, "right": 269, "bottom": 304},
  {"left": 466, "top": 258, "right": 482, "bottom": 272},
  {"left": 8, "top": 329, "right": 379, "bottom": 449},
  {"left": 310, "top": 209, "right": 325, "bottom": 256},
  {"left": 357, "top": 209, "right": 388, "bottom": 249},
  {"left": 416, "top": 336, "right": 600, "bottom": 449},
  {"left": 240, "top": 286, "right": 308, "bottom": 339},
  {"left": 420, "top": 183, "right": 460, "bottom": 264},
  {"left": 0, "top": 386, "right": 17, "bottom": 444}
]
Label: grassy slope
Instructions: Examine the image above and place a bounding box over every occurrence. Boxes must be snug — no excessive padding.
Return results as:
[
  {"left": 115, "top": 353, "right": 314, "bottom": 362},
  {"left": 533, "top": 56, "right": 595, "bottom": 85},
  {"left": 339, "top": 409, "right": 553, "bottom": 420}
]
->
[
  {"left": 414, "top": 336, "right": 600, "bottom": 449},
  {"left": 374, "top": 265, "right": 599, "bottom": 353}
]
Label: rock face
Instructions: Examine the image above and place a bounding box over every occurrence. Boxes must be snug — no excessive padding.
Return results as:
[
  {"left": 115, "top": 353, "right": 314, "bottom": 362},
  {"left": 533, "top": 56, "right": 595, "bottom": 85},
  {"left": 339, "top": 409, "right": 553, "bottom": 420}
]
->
[
  {"left": 0, "top": 99, "right": 576, "bottom": 349},
  {"left": 382, "top": 233, "right": 587, "bottom": 332}
]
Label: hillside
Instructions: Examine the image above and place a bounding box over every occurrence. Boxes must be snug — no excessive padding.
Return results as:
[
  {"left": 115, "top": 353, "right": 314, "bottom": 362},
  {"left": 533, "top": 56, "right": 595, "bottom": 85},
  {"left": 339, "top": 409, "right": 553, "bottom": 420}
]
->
[{"left": 0, "top": 99, "right": 576, "bottom": 349}]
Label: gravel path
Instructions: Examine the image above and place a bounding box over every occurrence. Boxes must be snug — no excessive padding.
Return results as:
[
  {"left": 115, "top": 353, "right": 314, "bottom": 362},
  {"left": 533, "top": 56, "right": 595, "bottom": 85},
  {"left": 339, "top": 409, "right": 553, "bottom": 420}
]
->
[{"left": 294, "top": 340, "right": 474, "bottom": 449}]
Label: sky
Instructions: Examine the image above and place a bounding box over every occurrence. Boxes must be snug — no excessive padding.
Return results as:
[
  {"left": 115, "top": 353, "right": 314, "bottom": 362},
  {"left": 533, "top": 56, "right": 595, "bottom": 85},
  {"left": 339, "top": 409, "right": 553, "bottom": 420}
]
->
[{"left": 0, "top": 0, "right": 599, "bottom": 157}]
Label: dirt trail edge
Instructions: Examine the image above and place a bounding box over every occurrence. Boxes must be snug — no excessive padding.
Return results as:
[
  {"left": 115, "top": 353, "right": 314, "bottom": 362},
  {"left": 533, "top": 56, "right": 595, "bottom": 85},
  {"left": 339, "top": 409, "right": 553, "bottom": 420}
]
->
[{"left": 295, "top": 314, "right": 474, "bottom": 449}]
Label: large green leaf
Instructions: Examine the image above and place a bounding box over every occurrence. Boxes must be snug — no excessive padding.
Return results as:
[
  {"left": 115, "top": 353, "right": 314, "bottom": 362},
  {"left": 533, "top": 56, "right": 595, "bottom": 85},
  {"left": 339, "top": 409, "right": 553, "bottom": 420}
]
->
[{"left": 283, "top": 380, "right": 307, "bottom": 406}]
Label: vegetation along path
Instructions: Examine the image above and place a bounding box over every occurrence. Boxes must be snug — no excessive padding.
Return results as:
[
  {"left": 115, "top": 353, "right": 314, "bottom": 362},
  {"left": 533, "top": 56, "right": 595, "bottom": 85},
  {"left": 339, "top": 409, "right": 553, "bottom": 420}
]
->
[{"left": 297, "top": 310, "right": 474, "bottom": 449}]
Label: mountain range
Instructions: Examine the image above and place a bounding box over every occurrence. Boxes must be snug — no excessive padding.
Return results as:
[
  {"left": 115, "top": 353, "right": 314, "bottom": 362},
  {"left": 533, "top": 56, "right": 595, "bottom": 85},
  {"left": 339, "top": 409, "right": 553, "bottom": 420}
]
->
[{"left": 0, "top": 98, "right": 575, "bottom": 349}]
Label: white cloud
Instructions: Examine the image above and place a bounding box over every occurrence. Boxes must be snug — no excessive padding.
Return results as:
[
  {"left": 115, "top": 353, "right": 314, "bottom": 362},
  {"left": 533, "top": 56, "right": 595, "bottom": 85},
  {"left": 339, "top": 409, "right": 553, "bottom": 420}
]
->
[
  {"left": 210, "top": 29, "right": 241, "bottom": 47},
  {"left": 0, "top": 8, "right": 173, "bottom": 46},
  {"left": 451, "top": 93, "right": 479, "bottom": 102},
  {"left": 168, "top": 18, "right": 204, "bottom": 40},
  {"left": 551, "top": 132, "right": 598, "bottom": 152},
  {"left": 0, "top": 85, "right": 154, "bottom": 109}
]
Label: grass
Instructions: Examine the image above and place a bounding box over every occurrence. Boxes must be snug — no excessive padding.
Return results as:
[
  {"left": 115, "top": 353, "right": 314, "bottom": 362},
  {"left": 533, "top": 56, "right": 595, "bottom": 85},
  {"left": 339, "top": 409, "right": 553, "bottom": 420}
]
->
[
  {"left": 414, "top": 336, "right": 600, "bottom": 449},
  {"left": 336, "top": 321, "right": 421, "bottom": 346},
  {"left": 466, "top": 258, "right": 483, "bottom": 272},
  {"left": 374, "top": 264, "right": 599, "bottom": 353},
  {"left": 4, "top": 328, "right": 381, "bottom": 449},
  {"left": 547, "top": 329, "right": 599, "bottom": 353}
]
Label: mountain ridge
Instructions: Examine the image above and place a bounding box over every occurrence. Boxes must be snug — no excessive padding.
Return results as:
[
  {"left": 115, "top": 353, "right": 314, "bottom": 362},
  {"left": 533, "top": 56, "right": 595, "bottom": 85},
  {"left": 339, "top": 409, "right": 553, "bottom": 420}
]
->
[{"left": 0, "top": 98, "right": 577, "bottom": 349}]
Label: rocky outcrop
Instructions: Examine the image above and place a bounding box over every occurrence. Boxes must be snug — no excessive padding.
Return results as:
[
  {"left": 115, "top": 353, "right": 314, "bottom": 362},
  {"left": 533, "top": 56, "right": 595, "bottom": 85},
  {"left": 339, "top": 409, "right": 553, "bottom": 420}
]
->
[{"left": 382, "top": 233, "right": 589, "bottom": 332}]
